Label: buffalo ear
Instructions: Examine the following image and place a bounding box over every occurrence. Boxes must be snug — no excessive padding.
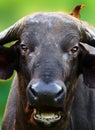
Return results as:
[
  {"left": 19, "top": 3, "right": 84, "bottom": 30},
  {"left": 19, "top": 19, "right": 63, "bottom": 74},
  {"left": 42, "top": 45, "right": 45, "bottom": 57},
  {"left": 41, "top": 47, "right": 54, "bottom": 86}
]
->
[
  {"left": 0, "top": 43, "right": 19, "bottom": 79},
  {"left": 79, "top": 44, "right": 95, "bottom": 88}
]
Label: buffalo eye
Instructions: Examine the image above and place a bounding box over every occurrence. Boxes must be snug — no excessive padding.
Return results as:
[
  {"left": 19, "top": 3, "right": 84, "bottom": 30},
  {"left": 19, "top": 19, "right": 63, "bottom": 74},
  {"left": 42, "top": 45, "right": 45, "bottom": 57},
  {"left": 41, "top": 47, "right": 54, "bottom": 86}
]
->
[
  {"left": 20, "top": 43, "right": 35, "bottom": 57},
  {"left": 20, "top": 44, "right": 29, "bottom": 52},
  {"left": 71, "top": 46, "right": 79, "bottom": 53}
]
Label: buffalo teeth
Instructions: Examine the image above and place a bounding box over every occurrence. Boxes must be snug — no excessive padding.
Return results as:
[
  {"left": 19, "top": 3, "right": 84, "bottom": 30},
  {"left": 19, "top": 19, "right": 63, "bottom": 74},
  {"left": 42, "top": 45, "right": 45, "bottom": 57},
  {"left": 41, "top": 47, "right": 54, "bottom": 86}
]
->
[
  {"left": 38, "top": 112, "right": 59, "bottom": 120},
  {"left": 34, "top": 109, "right": 61, "bottom": 121}
]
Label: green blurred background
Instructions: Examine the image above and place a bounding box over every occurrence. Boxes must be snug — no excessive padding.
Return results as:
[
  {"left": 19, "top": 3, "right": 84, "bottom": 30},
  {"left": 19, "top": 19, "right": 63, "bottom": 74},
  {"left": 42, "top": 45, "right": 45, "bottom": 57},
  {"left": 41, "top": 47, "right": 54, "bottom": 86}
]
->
[{"left": 0, "top": 0, "right": 95, "bottom": 129}]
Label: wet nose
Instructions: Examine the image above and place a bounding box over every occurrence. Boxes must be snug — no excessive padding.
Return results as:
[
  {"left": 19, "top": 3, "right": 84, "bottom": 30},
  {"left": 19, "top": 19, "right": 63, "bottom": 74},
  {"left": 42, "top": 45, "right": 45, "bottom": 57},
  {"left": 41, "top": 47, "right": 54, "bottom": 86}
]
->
[{"left": 27, "top": 80, "right": 66, "bottom": 107}]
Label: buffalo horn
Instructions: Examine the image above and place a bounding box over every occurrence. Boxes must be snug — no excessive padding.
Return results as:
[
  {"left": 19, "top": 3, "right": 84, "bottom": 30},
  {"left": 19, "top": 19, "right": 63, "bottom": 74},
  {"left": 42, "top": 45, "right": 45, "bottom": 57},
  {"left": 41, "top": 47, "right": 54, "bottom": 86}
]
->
[
  {"left": 80, "top": 21, "right": 95, "bottom": 47},
  {"left": 0, "top": 16, "right": 27, "bottom": 45}
]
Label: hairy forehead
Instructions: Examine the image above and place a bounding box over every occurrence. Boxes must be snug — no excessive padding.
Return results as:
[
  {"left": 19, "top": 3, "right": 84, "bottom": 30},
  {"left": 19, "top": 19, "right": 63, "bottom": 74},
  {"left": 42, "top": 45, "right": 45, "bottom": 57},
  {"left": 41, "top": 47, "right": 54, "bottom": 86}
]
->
[
  {"left": 23, "top": 12, "right": 80, "bottom": 31},
  {"left": 21, "top": 12, "right": 80, "bottom": 45},
  {"left": 27, "top": 12, "right": 79, "bottom": 24}
]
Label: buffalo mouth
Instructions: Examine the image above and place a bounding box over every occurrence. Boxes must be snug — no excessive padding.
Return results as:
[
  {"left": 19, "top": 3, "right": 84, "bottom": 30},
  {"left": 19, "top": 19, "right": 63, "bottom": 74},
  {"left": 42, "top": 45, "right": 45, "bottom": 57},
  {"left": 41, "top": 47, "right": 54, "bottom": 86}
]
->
[
  {"left": 33, "top": 108, "right": 62, "bottom": 127},
  {"left": 26, "top": 105, "right": 63, "bottom": 127}
]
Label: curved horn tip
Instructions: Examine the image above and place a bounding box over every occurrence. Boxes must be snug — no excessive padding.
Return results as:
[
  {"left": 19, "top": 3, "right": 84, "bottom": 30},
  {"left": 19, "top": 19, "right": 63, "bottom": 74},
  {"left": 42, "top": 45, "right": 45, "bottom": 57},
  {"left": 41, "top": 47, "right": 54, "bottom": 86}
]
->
[{"left": 70, "top": 4, "right": 85, "bottom": 19}]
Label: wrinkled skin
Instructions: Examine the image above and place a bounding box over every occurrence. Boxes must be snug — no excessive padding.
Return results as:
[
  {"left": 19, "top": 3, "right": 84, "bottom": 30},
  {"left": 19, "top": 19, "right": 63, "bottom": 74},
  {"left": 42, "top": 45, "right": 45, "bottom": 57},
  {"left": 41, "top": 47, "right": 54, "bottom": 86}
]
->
[{"left": 0, "top": 12, "right": 95, "bottom": 130}]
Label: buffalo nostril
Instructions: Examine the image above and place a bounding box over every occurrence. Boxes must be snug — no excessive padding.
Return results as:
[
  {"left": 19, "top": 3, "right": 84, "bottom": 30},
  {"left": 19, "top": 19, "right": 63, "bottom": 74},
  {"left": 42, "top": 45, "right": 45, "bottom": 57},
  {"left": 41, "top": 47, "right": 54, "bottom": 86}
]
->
[
  {"left": 54, "top": 84, "right": 66, "bottom": 102},
  {"left": 55, "top": 89, "right": 64, "bottom": 101},
  {"left": 56, "top": 87, "right": 64, "bottom": 97},
  {"left": 29, "top": 85, "right": 37, "bottom": 100}
]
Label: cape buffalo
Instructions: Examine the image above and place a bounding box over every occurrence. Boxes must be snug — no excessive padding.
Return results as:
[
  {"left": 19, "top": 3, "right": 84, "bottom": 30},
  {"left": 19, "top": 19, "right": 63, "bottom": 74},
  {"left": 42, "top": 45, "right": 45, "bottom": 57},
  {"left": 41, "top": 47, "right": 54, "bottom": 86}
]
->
[{"left": 0, "top": 5, "right": 95, "bottom": 130}]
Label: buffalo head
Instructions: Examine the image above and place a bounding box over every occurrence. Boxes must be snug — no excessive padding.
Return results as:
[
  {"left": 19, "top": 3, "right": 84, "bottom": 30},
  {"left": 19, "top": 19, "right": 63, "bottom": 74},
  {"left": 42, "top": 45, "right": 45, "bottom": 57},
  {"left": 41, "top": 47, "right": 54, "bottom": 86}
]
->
[{"left": 1, "top": 6, "right": 95, "bottom": 130}]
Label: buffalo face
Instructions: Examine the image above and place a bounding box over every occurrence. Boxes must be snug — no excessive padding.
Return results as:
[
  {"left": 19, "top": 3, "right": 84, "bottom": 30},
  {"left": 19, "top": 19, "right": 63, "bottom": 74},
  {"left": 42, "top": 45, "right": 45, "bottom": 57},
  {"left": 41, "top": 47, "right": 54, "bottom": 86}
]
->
[
  {"left": 0, "top": 12, "right": 95, "bottom": 129},
  {"left": 16, "top": 14, "right": 80, "bottom": 127}
]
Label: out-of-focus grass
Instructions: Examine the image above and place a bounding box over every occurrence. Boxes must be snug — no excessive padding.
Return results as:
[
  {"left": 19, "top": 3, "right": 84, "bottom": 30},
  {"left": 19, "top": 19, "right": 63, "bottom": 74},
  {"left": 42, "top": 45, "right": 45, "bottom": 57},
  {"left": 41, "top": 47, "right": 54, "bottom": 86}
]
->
[{"left": 0, "top": 80, "right": 11, "bottom": 128}]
